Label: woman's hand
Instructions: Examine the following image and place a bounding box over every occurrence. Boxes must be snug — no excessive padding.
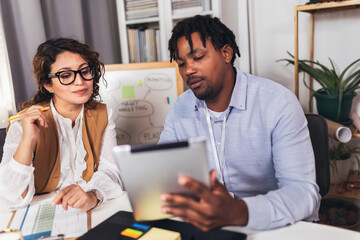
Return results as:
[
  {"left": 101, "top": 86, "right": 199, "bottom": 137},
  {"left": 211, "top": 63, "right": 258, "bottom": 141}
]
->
[
  {"left": 13, "top": 105, "right": 48, "bottom": 166},
  {"left": 52, "top": 184, "right": 98, "bottom": 211},
  {"left": 19, "top": 105, "right": 48, "bottom": 147}
]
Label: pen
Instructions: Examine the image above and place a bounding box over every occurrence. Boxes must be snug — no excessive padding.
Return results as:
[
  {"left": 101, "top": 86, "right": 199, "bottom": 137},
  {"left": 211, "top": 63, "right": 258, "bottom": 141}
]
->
[
  {"left": 6, "top": 107, "right": 50, "bottom": 122},
  {"left": 36, "top": 234, "right": 64, "bottom": 240}
]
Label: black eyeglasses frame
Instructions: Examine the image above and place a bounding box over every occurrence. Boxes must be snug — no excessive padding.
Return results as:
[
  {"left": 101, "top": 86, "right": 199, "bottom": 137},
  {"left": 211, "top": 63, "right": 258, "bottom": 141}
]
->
[{"left": 47, "top": 66, "right": 96, "bottom": 86}]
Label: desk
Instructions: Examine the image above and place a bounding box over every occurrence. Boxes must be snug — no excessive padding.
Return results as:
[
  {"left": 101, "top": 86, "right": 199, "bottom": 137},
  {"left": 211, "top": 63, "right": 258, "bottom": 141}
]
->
[{"left": 1, "top": 192, "right": 359, "bottom": 240}]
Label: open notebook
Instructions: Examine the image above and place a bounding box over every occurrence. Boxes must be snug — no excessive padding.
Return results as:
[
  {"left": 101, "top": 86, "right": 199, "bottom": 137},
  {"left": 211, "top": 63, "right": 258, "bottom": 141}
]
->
[{"left": 9, "top": 197, "right": 88, "bottom": 239}]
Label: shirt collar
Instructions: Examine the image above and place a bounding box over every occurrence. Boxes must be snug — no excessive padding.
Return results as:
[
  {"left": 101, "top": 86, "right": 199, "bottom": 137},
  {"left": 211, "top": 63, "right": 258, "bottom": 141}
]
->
[
  {"left": 193, "top": 67, "right": 247, "bottom": 112},
  {"left": 50, "top": 99, "right": 84, "bottom": 126},
  {"left": 229, "top": 67, "right": 247, "bottom": 111},
  {"left": 194, "top": 97, "right": 206, "bottom": 112}
]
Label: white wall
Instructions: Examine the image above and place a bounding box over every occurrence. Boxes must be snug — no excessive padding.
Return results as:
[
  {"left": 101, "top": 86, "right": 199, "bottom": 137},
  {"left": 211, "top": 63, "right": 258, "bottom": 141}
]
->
[
  {"left": 222, "top": 0, "right": 360, "bottom": 113},
  {"left": 248, "top": 0, "right": 360, "bottom": 112},
  {"left": 221, "top": 0, "right": 251, "bottom": 73}
]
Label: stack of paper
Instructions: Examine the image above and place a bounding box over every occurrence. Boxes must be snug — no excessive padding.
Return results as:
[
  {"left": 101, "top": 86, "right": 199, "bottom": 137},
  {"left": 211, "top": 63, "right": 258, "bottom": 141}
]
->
[
  {"left": 172, "top": 0, "right": 211, "bottom": 15},
  {"left": 125, "top": 0, "right": 158, "bottom": 20}
]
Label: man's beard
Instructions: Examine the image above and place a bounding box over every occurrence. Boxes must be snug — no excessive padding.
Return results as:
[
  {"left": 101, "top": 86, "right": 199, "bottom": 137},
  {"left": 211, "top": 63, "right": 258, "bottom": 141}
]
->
[{"left": 191, "top": 85, "right": 215, "bottom": 101}]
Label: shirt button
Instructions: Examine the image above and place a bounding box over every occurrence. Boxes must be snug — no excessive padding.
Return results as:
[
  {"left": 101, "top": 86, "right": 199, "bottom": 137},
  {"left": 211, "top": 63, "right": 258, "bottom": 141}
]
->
[{"left": 217, "top": 142, "right": 221, "bottom": 146}]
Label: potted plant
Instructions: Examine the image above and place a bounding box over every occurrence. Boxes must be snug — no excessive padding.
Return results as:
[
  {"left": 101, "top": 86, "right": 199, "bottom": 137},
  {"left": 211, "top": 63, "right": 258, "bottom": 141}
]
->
[
  {"left": 329, "top": 142, "right": 360, "bottom": 184},
  {"left": 279, "top": 52, "right": 360, "bottom": 125}
]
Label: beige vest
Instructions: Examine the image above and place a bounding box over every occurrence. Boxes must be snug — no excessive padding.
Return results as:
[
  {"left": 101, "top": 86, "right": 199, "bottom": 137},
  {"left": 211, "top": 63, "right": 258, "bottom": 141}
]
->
[{"left": 31, "top": 102, "right": 108, "bottom": 193}]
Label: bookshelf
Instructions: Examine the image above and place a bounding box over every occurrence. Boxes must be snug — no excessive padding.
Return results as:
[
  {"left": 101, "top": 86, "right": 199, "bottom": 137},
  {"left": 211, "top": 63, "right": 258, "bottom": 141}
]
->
[{"left": 116, "top": 0, "right": 220, "bottom": 63}]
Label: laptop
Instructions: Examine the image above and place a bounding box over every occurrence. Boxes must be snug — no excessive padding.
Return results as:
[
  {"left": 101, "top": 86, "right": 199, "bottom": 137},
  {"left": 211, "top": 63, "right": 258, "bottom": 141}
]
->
[{"left": 112, "top": 137, "right": 210, "bottom": 221}]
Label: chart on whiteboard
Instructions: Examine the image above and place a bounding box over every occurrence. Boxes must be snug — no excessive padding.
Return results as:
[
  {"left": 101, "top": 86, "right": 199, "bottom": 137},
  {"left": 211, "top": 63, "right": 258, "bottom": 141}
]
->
[{"left": 100, "top": 67, "right": 178, "bottom": 145}]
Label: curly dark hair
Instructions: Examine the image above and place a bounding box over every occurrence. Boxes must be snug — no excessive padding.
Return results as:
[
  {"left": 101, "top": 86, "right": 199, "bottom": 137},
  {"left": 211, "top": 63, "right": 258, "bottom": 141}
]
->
[
  {"left": 168, "top": 15, "right": 240, "bottom": 64},
  {"left": 21, "top": 37, "right": 105, "bottom": 109}
]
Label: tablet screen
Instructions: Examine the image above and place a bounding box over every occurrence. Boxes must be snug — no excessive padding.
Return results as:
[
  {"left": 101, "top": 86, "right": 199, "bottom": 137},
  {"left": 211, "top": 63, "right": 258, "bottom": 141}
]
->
[{"left": 113, "top": 137, "right": 210, "bottom": 221}]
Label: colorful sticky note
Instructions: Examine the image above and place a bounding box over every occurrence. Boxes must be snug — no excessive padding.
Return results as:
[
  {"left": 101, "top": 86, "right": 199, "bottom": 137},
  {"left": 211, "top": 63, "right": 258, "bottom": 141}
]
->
[
  {"left": 121, "top": 228, "right": 143, "bottom": 238},
  {"left": 132, "top": 223, "right": 150, "bottom": 231},
  {"left": 122, "top": 85, "right": 135, "bottom": 98}
]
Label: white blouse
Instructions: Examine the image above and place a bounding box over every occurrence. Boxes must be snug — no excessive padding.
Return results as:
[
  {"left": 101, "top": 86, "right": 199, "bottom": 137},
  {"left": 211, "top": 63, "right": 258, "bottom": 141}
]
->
[{"left": 0, "top": 101, "right": 124, "bottom": 212}]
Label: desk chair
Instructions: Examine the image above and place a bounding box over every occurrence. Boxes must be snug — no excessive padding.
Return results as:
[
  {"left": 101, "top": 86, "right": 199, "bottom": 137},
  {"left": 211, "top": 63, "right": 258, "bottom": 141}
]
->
[
  {"left": 305, "top": 113, "right": 330, "bottom": 197},
  {"left": 0, "top": 128, "right": 5, "bottom": 163}
]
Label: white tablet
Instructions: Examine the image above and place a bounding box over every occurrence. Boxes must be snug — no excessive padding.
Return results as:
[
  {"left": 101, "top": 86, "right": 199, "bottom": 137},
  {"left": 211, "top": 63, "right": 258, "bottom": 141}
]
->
[{"left": 112, "top": 137, "right": 210, "bottom": 221}]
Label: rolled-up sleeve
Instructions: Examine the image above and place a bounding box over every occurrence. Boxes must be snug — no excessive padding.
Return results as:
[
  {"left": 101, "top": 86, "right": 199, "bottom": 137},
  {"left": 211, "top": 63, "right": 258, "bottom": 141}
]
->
[{"left": 0, "top": 122, "right": 36, "bottom": 212}]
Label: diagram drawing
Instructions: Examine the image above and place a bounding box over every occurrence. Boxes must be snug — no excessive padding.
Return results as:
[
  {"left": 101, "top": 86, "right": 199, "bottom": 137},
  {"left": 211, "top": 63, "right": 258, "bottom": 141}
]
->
[{"left": 99, "top": 67, "right": 178, "bottom": 145}]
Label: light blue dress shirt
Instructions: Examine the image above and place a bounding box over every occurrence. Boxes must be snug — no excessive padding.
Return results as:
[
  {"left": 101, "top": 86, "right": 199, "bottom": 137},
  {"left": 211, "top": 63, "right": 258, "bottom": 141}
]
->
[{"left": 158, "top": 68, "right": 320, "bottom": 230}]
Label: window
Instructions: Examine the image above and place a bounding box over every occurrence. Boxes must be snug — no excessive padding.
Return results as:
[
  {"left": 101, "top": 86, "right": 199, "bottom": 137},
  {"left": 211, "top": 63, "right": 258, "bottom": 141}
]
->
[{"left": 0, "top": 10, "right": 16, "bottom": 128}]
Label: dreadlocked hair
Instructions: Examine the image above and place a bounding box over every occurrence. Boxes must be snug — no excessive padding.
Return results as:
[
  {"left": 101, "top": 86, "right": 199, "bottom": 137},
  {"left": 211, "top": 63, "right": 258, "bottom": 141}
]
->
[{"left": 169, "top": 15, "right": 240, "bottom": 64}]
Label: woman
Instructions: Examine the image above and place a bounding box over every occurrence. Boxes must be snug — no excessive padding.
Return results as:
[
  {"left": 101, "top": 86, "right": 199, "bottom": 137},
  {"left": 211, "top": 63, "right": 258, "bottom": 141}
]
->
[{"left": 0, "top": 38, "right": 123, "bottom": 212}]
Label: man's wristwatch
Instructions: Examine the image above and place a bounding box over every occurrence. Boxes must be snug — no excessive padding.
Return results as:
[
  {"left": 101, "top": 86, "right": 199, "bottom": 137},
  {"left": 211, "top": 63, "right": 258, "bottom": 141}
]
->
[{"left": 91, "top": 189, "right": 104, "bottom": 207}]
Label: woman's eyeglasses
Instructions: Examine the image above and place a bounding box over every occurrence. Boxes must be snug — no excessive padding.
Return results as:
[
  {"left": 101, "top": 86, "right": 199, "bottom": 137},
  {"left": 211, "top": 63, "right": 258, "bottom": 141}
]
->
[{"left": 47, "top": 66, "right": 95, "bottom": 85}]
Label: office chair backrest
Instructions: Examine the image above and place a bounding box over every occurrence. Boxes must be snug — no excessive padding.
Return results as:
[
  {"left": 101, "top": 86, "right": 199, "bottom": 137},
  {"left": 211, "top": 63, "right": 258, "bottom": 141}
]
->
[
  {"left": 0, "top": 128, "right": 6, "bottom": 163},
  {"left": 305, "top": 113, "right": 330, "bottom": 197}
]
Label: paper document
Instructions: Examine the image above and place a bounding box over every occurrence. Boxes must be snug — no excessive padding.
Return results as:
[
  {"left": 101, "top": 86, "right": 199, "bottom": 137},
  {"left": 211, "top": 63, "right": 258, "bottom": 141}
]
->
[{"left": 10, "top": 198, "right": 88, "bottom": 240}]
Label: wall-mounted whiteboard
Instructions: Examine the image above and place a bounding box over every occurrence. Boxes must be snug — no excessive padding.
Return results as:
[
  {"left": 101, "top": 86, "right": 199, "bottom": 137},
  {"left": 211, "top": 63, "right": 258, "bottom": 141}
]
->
[{"left": 99, "top": 62, "right": 183, "bottom": 145}]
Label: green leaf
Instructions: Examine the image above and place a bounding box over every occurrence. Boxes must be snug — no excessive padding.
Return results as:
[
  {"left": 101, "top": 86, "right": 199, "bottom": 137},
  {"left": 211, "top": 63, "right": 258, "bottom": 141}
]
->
[
  {"left": 339, "top": 58, "right": 360, "bottom": 80},
  {"left": 342, "top": 69, "right": 360, "bottom": 92},
  {"left": 278, "top": 52, "right": 360, "bottom": 119},
  {"left": 338, "top": 89, "right": 343, "bottom": 121}
]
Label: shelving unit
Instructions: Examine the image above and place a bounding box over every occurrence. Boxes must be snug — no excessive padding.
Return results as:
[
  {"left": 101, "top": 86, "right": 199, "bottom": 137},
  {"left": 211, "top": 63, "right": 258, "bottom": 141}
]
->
[
  {"left": 116, "top": 0, "right": 220, "bottom": 63},
  {"left": 294, "top": 0, "right": 360, "bottom": 111},
  {"left": 294, "top": 1, "right": 360, "bottom": 202}
]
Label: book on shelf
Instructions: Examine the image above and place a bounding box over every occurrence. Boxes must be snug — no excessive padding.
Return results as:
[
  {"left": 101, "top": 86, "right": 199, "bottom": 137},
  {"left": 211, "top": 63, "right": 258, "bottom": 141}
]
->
[
  {"left": 138, "top": 30, "right": 144, "bottom": 62},
  {"left": 144, "top": 29, "right": 155, "bottom": 62},
  {"left": 155, "top": 29, "right": 161, "bottom": 61},
  {"left": 127, "top": 27, "right": 160, "bottom": 63},
  {"left": 127, "top": 28, "right": 139, "bottom": 63}
]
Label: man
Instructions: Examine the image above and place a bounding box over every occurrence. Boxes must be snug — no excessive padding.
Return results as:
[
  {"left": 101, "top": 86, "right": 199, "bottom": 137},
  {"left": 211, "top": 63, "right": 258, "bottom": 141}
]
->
[{"left": 158, "top": 15, "right": 320, "bottom": 231}]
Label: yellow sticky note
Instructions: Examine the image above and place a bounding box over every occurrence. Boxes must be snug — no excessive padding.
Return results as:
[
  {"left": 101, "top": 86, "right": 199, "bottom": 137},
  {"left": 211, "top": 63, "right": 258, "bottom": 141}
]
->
[
  {"left": 121, "top": 228, "right": 143, "bottom": 238},
  {"left": 122, "top": 85, "right": 135, "bottom": 98},
  {"left": 139, "top": 227, "right": 181, "bottom": 240}
]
